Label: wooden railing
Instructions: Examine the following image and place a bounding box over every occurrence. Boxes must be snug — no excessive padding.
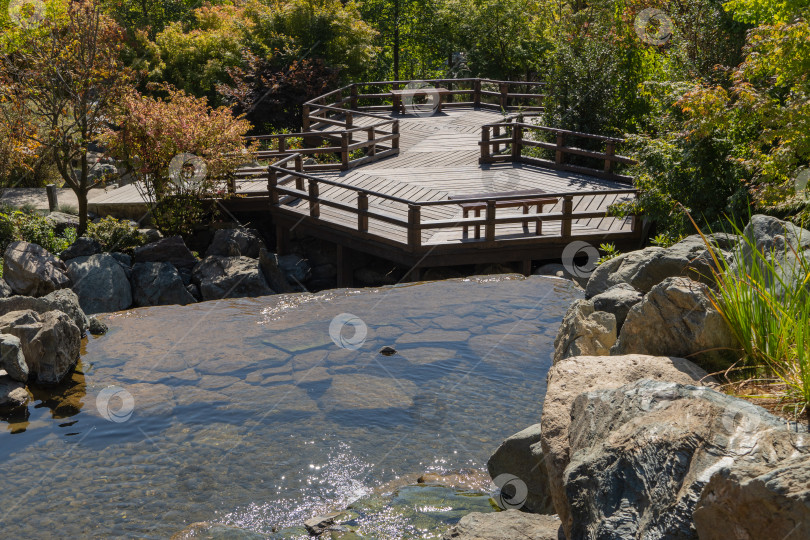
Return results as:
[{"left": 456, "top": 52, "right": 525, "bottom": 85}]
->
[
  {"left": 267, "top": 153, "right": 639, "bottom": 252},
  {"left": 480, "top": 122, "right": 636, "bottom": 183}
]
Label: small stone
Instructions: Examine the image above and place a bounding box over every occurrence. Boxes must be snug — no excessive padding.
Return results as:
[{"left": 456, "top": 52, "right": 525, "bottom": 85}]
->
[
  {"left": 0, "top": 375, "right": 29, "bottom": 408},
  {"left": 379, "top": 345, "right": 397, "bottom": 356},
  {"left": 304, "top": 513, "right": 340, "bottom": 536},
  {"left": 88, "top": 316, "right": 108, "bottom": 336}
]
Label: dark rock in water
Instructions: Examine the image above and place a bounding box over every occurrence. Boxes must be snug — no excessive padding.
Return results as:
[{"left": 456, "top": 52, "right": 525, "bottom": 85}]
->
[
  {"left": 590, "top": 283, "right": 642, "bottom": 331},
  {"left": 0, "top": 288, "right": 89, "bottom": 334},
  {"left": 131, "top": 262, "right": 196, "bottom": 307},
  {"left": 0, "top": 375, "right": 29, "bottom": 408},
  {"left": 133, "top": 236, "right": 198, "bottom": 270},
  {"left": 87, "top": 315, "right": 108, "bottom": 336},
  {"left": 0, "top": 333, "right": 28, "bottom": 382},
  {"left": 59, "top": 237, "right": 101, "bottom": 261},
  {"left": 442, "top": 510, "right": 563, "bottom": 540},
  {"left": 66, "top": 253, "right": 133, "bottom": 314},
  {"left": 206, "top": 228, "right": 266, "bottom": 259},
  {"left": 0, "top": 309, "right": 81, "bottom": 384},
  {"left": 611, "top": 277, "right": 738, "bottom": 373},
  {"left": 278, "top": 253, "right": 311, "bottom": 284},
  {"left": 192, "top": 255, "right": 274, "bottom": 301},
  {"left": 694, "top": 453, "right": 810, "bottom": 540},
  {"left": 487, "top": 423, "right": 553, "bottom": 514},
  {"left": 563, "top": 379, "right": 808, "bottom": 540},
  {"left": 304, "top": 513, "right": 340, "bottom": 535},
  {"left": 540, "top": 355, "right": 714, "bottom": 539},
  {"left": 3, "top": 241, "right": 72, "bottom": 297},
  {"left": 258, "top": 248, "right": 294, "bottom": 293},
  {"left": 380, "top": 345, "right": 397, "bottom": 356}
]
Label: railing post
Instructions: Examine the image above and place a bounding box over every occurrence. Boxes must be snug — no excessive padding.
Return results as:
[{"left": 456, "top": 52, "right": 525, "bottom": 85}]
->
[
  {"left": 555, "top": 133, "right": 565, "bottom": 166},
  {"left": 446, "top": 80, "right": 453, "bottom": 104},
  {"left": 408, "top": 204, "right": 421, "bottom": 249},
  {"left": 46, "top": 184, "right": 58, "bottom": 211},
  {"left": 480, "top": 126, "right": 490, "bottom": 163},
  {"left": 295, "top": 154, "right": 303, "bottom": 172},
  {"left": 358, "top": 192, "right": 369, "bottom": 232},
  {"left": 485, "top": 200, "right": 496, "bottom": 242},
  {"left": 367, "top": 127, "right": 376, "bottom": 158},
  {"left": 499, "top": 82, "right": 508, "bottom": 110},
  {"left": 392, "top": 120, "right": 400, "bottom": 151},
  {"left": 268, "top": 168, "right": 279, "bottom": 205},
  {"left": 474, "top": 79, "right": 481, "bottom": 108},
  {"left": 278, "top": 137, "right": 286, "bottom": 155},
  {"left": 350, "top": 84, "right": 358, "bottom": 110},
  {"left": 604, "top": 141, "right": 615, "bottom": 175},
  {"left": 561, "top": 195, "right": 573, "bottom": 238},
  {"left": 308, "top": 179, "right": 320, "bottom": 218},
  {"left": 303, "top": 104, "right": 310, "bottom": 131},
  {"left": 494, "top": 125, "right": 501, "bottom": 154},
  {"left": 345, "top": 111, "right": 353, "bottom": 130},
  {"left": 512, "top": 124, "right": 522, "bottom": 161},
  {"left": 341, "top": 132, "right": 350, "bottom": 170},
  {"left": 294, "top": 154, "right": 305, "bottom": 190}
]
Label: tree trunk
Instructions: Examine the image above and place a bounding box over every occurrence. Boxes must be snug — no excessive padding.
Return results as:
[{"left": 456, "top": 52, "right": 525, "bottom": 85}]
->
[{"left": 77, "top": 190, "right": 88, "bottom": 235}]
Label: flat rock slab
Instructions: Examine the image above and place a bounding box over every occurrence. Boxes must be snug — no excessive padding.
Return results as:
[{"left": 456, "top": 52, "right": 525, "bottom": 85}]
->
[
  {"left": 442, "top": 510, "right": 563, "bottom": 540},
  {"left": 320, "top": 374, "right": 418, "bottom": 411}
]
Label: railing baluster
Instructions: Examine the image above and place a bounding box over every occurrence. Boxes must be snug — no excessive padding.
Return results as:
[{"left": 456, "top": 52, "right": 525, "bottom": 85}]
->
[
  {"left": 604, "top": 141, "right": 615, "bottom": 175},
  {"left": 302, "top": 104, "right": 310, "bottom": 131},
  {"left": 499, "top": 82, "right": 508, "bottom": 110},
  {"left": 278, "top": 137, "right": 286, "bottom": 155},
  {"left": 555, "top": 133, "right": 565, "bottom": 165},
  {"left": 358, "top": 192, "right": 368, "bottom": 232},
  {"left": 561, "top": 195, "right": 573, "bottom": 238},
  {"left": 474, "top": 79, "right": 481, "bottom": 108},
  {"left": 308, "top": 179, "right": 320, "bottom": 218},
  {"left": 350, "top": 84, "right": 358, "bottom": 109},
  {"left": 480, "top": 126, "right": 490, "bottom": 162},
  {"left": 392, "top": 120, "right": 400, "bottom": 150},
  {"left": 512, "top": 124, "right": 522, "bottom": 160},
  {"left": 408, "top": 204, "right": 421, "bottom": 249},
  {"left": 341, "top": 132, "right": 349, "bottom": 170},
  {"left": 494, "top": 125, "right": 500, "bottom": 154},
  {"left": 268, "top": 168, "right": 279, "bottom": 205},
  {"left": 485, "top": 200, "right": 496, "bottom": 242}
]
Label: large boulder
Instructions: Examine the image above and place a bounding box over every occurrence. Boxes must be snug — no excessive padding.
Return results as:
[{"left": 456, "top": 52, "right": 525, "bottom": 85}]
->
[
  {"left": 66, "top": 253, "right": 133, "bottom": 314},
  {"left": 442, "top": 510, "right": 562, "bottom": 540},
  {"left": 694, "top": 453, "right": 810, "bottom": 540},
  {"left": 191, "top": 256, "right": 274, "bottom": 301},
  {"left": 0, "top": 288, "right": 90, "bottom": 334},
  {"left": 205, "top": 228, "right": 266, "bottom": 259},
  {"left": 258, "top": 248, "right": 294, "bottom": 293},
  {"left": 563, "top": 379, "right": 808, "bottom": 540},
  {"left": 539, "top": 354, "right": 713, "bottom": 538},
  {"left": 131, "top": 262, "right": 196, "bottom": 307},
  {"left": 277, "top": 253, "right": 311, "bottom": 284},
  {"left": 590, "top": 283, "right": 643, "bottom": 331},
  {"left": 133, "top": 236, "right": 198, "bottom": 270},
  {"left": 553, "top": 300, "right": 617, "bottom": 363},
  {"left": 487, "top": 424, "right": 554, "bottom": 514},
  {"left": 59, "top": 237, "right": 101, "bottom": 261},
  {"left": 3, "top": 241, "right": 71, "bottom": 297},
  {"left": 0, "top": 309, "right": 81, "bottom": 384},
  {"left": 0, "top": 333, "right": 28, "bottom": 382},
  {"left": 611, "top": 277, "right": 738, "bottom": 372},
  {"left": 585, "top": 234, "right": 739, "bottom": 298}
]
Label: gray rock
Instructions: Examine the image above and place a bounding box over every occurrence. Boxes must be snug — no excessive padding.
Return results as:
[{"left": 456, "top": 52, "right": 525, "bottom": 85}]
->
[
  {"left": 303, "top": 513, "right": 340, "bottom": 535},
  {"left": 131, "top": 262, "right": 196, "bottom": 307},
  {"left": 694, "top": 453, "right": 810, "bottom": 540},
  {"left": 564, "top": 379, "right": 808, "bottom": 540},
  {"left": 0, "top": 309, "right": 81, "bottom": 384},
  {"left": 442, "top": 510, "right": 562, "bottom": 540},
  {"left": 138, "top": 228, "right": 163, "bottom": 243},
  {"left": 553, "top": 300, "right": 617, "bottom": 362},
  {"left": 59, "top": 237, "right": 101, "bottom": 261},
  {"left": 539, "top": 354, "right": 714, "bottom": 538},
  {"left": 110, "top": 252, "right": 131, "bottom": 268},
  {"left": 66, "top": 253, "right": 133, "bottom": 314},
  {"left": 590, "top": 283, "right": 643, "bottom": 330},
  {"left": 191, "top": 256, "right": 274, "bottom": 301},
  {"left": 206, "top": 228, "right": 266, "bottom": 259},
  {"left": 0, "top": 288, "right": 89, "bottom": 334},
  {"left": 133, "top": 236, "right": 198, "bottom": 270},
  {"left": 585, "top": 234, "right": 738, "bottom": 298},
  {"left": 258, "top": 248, "right": 294, "bottom": 293},
  {"left": 278, "top": 254, "right": 310, "bottom": 284},
  {"left": 185, "top": 283, "right": 201, "bottom": 301},
  {"left": 45, "top": 211, "right": 79, "bottom": 233},
  {"left": 3, "top": 241, "right": 71, "bottom": 297},
  {"left": 0, "top": 279, "right": 11, "bottom": 298},
  {"left": 612, "top": 277, "right": 738, "bottom": 373},
  {"left": 487, "top": 424, "right": 553, "bottom": 514},
  {"left": 0, "top": 334, "right": 28, "bottom": 382},
  {"left": 534, "top": 262, "right": 588, "bottom": 288},
  {"left": 88, "top": 315, "right": 108, "bottom": 336},
  {"left": 0, "top": 375, "right": 29, "bottom": 408}
]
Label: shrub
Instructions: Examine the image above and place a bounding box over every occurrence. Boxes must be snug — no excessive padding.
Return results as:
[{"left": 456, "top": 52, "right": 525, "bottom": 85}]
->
[
  {"left": 0, "top": 210, "right": 76, "bottom": 254},
  {"left": 85, "top": 216, "right": 145, "bottom": 252}
]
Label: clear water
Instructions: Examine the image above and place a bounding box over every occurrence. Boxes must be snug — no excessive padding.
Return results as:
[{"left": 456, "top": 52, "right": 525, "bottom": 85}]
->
[{"left": 0, "top": 275, "right": 579, "bottom": 538}]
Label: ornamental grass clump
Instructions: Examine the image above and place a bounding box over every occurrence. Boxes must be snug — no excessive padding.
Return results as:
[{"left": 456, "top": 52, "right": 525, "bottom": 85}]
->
[{"left": 699, "top": 219, "right": 810, "bottom": 419}]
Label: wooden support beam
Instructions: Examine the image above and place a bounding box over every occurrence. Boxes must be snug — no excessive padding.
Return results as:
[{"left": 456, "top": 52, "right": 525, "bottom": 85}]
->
[
  {"left": 336, "top": 244, "right": 354, "bottom": 287},
  {"left": 308, "top": 179, "right": 320, "bottom": 218},
  {"left": 357, "top": 192, "right": 369, "bottom": 232}
]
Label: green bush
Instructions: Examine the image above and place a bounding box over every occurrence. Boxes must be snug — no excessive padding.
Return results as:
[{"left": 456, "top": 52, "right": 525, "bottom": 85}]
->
[
  {"left": 0, "top": 211, "right": 76, "bottom": 254},
  {"left": 85, "top": 217, "right": 146, "bottom": 253}
]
